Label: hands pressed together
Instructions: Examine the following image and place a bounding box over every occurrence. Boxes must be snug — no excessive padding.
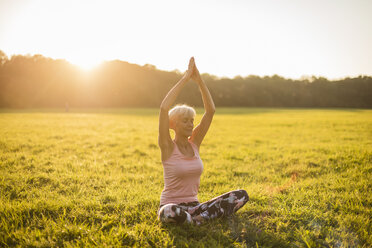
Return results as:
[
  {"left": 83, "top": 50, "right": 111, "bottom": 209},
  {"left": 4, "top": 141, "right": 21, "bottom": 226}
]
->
[{"left": 184, "top": 57, "right": 202, "bottom": 82}]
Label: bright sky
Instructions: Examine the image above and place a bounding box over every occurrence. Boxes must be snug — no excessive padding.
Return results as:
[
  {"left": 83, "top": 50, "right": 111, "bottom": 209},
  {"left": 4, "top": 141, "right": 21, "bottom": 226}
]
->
[{"left": 0, "top": 0, "right": 371, "bottom": 79}]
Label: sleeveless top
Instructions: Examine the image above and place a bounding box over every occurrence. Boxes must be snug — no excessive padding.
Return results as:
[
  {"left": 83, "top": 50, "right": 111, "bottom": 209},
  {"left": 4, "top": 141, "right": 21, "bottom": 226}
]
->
[{"left": 160, "top": 140, "right": 204, "bottom": 205}]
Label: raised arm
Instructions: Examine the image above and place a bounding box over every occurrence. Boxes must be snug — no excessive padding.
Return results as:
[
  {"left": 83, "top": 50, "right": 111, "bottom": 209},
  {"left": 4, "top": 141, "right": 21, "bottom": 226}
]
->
[
  {"left": 158, "top": 58, "right": 194, "bottom": 159},
  {"left": 190, "top": 61, "right": 216, "bottom": 148}
]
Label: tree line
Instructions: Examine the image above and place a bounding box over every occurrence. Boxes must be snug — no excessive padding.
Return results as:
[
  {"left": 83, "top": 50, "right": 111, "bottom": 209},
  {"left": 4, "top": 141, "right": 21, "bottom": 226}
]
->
[{"left": 0, "top": 50, "right": 371, "bottom": 108}]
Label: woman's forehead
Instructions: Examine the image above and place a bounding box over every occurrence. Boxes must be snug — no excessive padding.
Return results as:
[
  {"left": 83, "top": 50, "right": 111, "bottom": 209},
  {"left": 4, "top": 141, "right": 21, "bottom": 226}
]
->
[{"left": 181, "top": 113, "right": 194, "bottom": 119}]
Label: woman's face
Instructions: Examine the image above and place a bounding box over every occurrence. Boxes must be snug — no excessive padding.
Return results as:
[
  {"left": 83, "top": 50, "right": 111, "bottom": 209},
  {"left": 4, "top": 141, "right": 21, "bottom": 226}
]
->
[{"left": 175, "top": 114, "right": 194, "bottom": 137}]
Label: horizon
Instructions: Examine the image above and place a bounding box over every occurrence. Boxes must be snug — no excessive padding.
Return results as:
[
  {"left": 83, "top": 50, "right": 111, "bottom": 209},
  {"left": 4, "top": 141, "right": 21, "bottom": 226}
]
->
[
  {"left": 2, "top": 50, "right": 372, "bottom": 81},
  {"left": 3, "top": 50, "right": 371, "bottom": 81},
  {"left": 1, "top": 0, "right": 371, "bottom": 80}
]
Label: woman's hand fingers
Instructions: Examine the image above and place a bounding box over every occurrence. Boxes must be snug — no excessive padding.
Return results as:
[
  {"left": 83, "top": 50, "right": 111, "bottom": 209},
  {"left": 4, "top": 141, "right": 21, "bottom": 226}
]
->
[
  {"left": 191, "top": 60, "right": 201, "bottom": 81},
  {"left": 188, "top": 57, "right": 195, "bottom": 72},
  {"left": 184, "top": 57, "right": 195, "bottom": 80}
]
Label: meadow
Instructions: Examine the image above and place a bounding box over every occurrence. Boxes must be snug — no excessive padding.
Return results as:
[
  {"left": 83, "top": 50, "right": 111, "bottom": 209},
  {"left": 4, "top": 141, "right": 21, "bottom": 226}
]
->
[{"left": 0, "top": 108, "right": 371, "bottom": 247}]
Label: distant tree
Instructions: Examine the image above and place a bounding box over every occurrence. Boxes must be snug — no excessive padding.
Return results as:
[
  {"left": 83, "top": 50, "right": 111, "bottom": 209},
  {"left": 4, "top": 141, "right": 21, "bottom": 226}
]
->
[
  {"left": 0, "top": 50, "right": 8, "bottom": 65},
  {"left": 0, "top": 51, "right": 371, "bottom": 108}
]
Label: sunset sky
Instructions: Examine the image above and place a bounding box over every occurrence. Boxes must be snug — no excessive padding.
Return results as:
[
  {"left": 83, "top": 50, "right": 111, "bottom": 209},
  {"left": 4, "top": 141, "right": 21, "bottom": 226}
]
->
[{"left": 0, "top": 0, "right": 371, "bottom": 79}]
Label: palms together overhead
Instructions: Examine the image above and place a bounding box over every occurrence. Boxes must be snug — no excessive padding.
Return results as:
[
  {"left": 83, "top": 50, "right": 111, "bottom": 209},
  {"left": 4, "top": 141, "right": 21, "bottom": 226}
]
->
[{"left": 185, "top": 57, "right": 202, "bottom": 82}]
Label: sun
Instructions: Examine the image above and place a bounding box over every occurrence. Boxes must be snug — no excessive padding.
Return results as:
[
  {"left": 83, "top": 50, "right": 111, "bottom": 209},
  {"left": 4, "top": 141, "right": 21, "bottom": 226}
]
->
[
  {"left": 64, "top": 52, "right": 105, "bottom": 71},
  {"left": 68, "top": 57, "right": 104, "bottom": 71}
]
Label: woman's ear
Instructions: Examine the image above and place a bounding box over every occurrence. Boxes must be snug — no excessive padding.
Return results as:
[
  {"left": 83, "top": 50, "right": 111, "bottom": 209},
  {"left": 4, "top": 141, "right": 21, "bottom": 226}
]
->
[{"left": 169, "top": 119, "right": 175, "bottom": 130}]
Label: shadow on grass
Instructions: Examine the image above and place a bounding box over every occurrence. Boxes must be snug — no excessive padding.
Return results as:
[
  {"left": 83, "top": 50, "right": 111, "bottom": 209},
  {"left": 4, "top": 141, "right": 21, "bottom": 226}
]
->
[
  {"left": 215, "top": 107, "right": 367, "bottom": 115},
  {"left": 0, "top": 107, "right": 366, "bottom": 117},
  {"left": 161, "top": 213, "right": 288, "bottom": 247},
  {"left": 0, "top": 108, "right": 160, "bottom": 115},
  {"left": 2, "top": 107, "right": 366, "bottom": 116}
]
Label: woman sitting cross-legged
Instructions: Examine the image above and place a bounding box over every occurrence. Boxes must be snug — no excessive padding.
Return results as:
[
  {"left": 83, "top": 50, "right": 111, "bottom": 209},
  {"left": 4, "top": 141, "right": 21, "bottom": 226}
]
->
[{"left": 158, "top": 57, "right": 249, "bottom": 225}]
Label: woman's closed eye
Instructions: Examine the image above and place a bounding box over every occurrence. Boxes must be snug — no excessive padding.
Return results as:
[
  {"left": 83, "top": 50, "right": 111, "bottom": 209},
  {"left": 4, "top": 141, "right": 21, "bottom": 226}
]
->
[{"left": 183, "top": 118, "right": 194, "bottom": 124}]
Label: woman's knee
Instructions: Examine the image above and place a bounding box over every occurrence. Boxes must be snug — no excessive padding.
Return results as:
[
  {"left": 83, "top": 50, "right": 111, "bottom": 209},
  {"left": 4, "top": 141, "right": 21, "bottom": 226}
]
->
[
  {"left": 227, "top": 189, "right": 249, "bottom": 202},
  {"left": 231, "top": 189, "right": 249, "bottom": 212},
  {"left": 158, "top": 204, "right": 192, "bottom": 224},
  {"left": 237, "top": 189, "right": 249, "bottom": 202}
]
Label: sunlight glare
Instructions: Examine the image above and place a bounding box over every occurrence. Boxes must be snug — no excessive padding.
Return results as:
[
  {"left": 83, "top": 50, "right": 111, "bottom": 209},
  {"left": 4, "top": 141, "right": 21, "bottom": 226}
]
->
[
  {"left": 0, "top": 0, "right": 371, "bottom": 78},
  {"left": 68, "top": 55, "right": 104, "bottom": 71}
]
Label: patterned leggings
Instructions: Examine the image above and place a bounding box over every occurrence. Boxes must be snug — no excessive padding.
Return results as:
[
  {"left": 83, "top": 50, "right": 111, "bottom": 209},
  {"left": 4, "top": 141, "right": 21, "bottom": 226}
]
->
[{"left": 158, "top": 189, "right": 249, "bottom": 225}]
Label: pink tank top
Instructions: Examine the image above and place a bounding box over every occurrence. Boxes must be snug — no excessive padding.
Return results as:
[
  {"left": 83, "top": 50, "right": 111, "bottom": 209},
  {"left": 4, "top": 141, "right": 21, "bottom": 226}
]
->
[{"left": 160, "top": 140, "right": 204, "bottom": 205}]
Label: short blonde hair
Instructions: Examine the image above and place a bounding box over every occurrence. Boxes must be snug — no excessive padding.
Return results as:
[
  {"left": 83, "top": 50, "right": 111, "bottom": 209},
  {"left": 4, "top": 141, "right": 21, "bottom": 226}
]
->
[{"left": 169, "top": 104, "right": 196, "bottom": 129}]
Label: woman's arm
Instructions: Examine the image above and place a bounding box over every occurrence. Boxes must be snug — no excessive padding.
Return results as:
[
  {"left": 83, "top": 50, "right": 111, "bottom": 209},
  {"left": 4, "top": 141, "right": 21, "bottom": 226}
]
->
[
  {"left": 158, "top": 58, "right": 194, "bottom": 158},
  {"left": 190, "top": 62, "right": 216, "bottom": 148}
]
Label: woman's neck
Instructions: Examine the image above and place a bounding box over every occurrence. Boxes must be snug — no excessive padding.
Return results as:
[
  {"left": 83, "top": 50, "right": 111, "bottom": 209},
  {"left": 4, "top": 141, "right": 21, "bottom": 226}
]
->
[{"left": 174, "top": 135, "right": 189, "bottom": 146}]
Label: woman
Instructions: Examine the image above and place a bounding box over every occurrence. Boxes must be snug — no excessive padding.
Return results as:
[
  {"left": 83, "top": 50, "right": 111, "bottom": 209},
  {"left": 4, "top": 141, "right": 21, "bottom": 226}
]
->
[{"left": 158, "top": 57, "right": 248, "bottom": 225}]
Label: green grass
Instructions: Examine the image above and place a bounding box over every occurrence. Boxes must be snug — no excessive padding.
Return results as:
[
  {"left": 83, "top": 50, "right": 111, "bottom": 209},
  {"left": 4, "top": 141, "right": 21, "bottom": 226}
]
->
[{"left": 0, "top": 108, "right": 371, "bottom": 247}]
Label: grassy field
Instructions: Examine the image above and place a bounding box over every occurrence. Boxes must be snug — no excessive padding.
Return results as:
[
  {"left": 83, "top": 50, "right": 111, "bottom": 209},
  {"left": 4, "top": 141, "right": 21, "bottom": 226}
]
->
[{"left": 0, "top": 108, "right": 371, "bottom": 247}]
